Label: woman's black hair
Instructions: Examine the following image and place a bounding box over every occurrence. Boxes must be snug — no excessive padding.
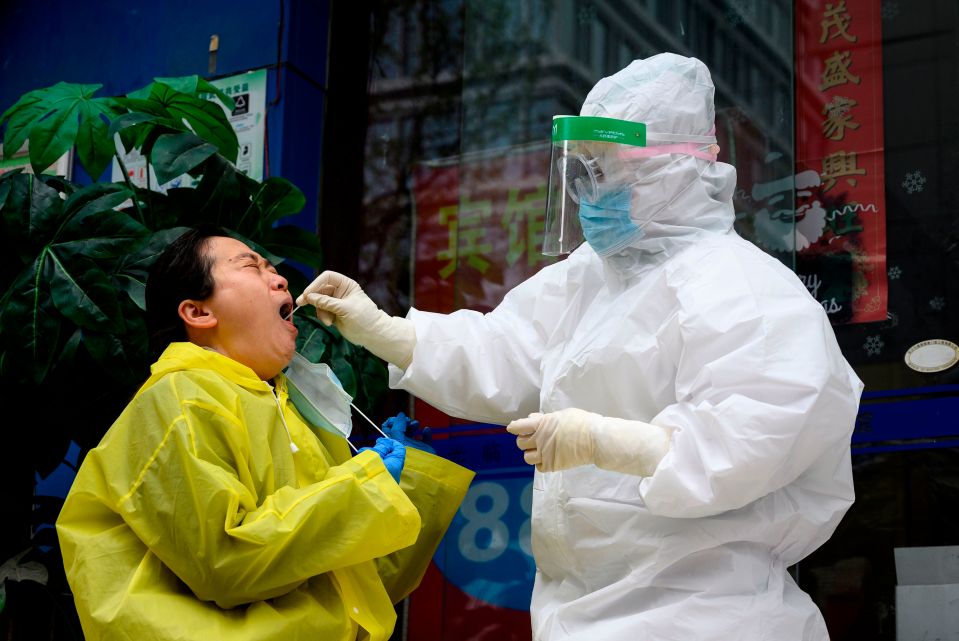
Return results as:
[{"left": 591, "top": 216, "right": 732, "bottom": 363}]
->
[{"left": 145, "top": 225, "right": 229, "bottom": 358}]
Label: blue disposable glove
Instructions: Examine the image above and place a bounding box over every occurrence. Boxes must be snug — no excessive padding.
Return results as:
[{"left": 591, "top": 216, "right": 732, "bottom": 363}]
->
[
  {"left": 358, "top": 437, "right": 406, "bottom": 483},
  {"left": 382, "top": 411, "right": 435, "bottom": 454}
]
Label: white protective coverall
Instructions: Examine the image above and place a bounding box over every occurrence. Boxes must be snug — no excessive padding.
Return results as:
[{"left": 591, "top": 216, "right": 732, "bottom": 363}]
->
[{"left": 388, "top": 54, "right": 864, "bottom": 640}]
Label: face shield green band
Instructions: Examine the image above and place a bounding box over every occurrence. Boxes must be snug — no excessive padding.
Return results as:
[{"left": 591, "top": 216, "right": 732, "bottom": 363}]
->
[
  {"left": 552, "top": 116, "right": 648, "bottom": 147},
  {"left": 542, "top": 115, "right": 718, "bottom": 257},
  {"left": 543, "top": 116, "right": 649, "bottom": 257}
]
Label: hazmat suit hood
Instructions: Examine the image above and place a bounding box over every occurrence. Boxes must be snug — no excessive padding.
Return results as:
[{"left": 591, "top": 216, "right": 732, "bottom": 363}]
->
[{"left": 579, "top": 53, "right": 737, "bottom": 274}]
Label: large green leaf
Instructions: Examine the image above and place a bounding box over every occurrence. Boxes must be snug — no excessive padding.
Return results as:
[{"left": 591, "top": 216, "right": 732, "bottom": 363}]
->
[
  {"left": 27, "top": 176, "right": 65, "bottom": 253},
  {"left": 354, "top": 347, "right": 388, "bottom": 415},
  {"left": 154, "top": 75, "right": 235, "bottom": 111},
  {"left": 56, "top": 327, "right": 84, "bottom": 374},
  {"left": 327, "top": 336, "right": 358, "bottom": 399},
  {"left": 60, "top": 183, "right": 135, "bottom": 234},
  {"left": 133, "top": 125, "right": 174, "bottom": 163},
  {"left": 0, "top": 259, "right": 61, "bottom": 384},
  {"left": 193, "top": 155, "right": 258, "bottom": 228},
  {"left": 108, "top": 112, "right": 169, "bottom": 154},
  {"left": 148, "top": 83, "right": 238, "bottom": 162},
  {"left": 114, "top": 273, "right": 147, "bottom": 311},
  {"left": 135, "top": 187, "right": 187, "bottom": 230},
  {"left": 0, "top": 83, "right": 112, "bottom": 175},
  {"left": 56, "top": 210, "right": 149, "bottom": 262},
  {"left": 26, "top": 184, "right": 143, "bottom": 268},
  {"left": 0, "top": 177, "right": 11, "bottom": 212},
  {"left": 82, "top": 330, "right": 138, "bottom": 384},
  {"left": 294, "top": 315, "right": 332, "bottom": 363},
  {"left": 108, "top": 111, "right": 163, "bottom": 137},
  {"left": 260, "top": 225, "right": 323, "bottom": 268},
  {"left": 150, "top": 132, "right": 217, "bottom": 184},
  {"left": 104, "top": 227, "right": 184, "bottom": 316},
  {"left": 28, "top": 107, "right": 79, "bottom": 175},
  {"left": 248, "top": 178, "right": 307, "bottom": 230},
  {"left": 1, "top": 89, "right": 41, "bottom": 124},
  {"left": 37, "top": 174, "right": 79, "bottom": 198},
  {"left": 1, "top": 94, "right": 47, "bottom": 158},
  {"left": 111, "top": 97, "right": 170, "bottom": 118},
  {"left": 75, "top": 102, "right": 116, "bottom": 179},
  {"left": 46, "top": 249, "right": 122, "bottom": 332},
  {"left": 0, "top": 173, "right": 32, "bottom": 261}
]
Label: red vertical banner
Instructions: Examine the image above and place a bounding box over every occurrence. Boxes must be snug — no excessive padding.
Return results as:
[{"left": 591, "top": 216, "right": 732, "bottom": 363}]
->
[
  {"left": 795, "top": 0, "right": 888, "bottom": 323},
  {"left": 412, "top": 146, "right": 554, "bottom": 315}
]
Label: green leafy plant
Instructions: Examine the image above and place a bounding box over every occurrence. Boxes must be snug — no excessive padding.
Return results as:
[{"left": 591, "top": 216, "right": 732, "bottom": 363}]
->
[{"left": 0, "top": 77, "right": 387, "bottom": 452}]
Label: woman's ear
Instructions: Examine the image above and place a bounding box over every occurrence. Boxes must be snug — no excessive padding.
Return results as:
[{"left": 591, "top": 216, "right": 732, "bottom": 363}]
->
[{"left": 178, "top": 300, "right": 217, "bottom": 330}]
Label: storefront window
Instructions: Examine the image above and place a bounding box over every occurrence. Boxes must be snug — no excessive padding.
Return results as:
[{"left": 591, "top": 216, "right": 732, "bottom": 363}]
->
[
  {"left": 322, "top": 1, "right": 959, "bottom": 639},
  {"left": 829, "top": 1, "right": 959, "bottom": 392}
]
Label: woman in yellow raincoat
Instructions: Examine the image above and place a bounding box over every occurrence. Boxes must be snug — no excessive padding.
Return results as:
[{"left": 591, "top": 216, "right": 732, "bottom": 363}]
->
[{"left": 56, "top": 226, "right": 473, "bottom": 641}]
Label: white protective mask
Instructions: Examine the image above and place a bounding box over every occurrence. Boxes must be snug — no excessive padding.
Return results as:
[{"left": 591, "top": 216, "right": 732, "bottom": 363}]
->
[{"left": 284, "top": 352, "right": 354, "bottom": 438}]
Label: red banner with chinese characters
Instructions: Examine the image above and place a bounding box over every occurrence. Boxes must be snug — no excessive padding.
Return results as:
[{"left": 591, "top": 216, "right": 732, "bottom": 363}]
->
[
  {"left": 411, "top": 145, "right": 556, "bottom": 426},
  {"left": 795, "top": 0, "right": 887, "bottom": 323}
]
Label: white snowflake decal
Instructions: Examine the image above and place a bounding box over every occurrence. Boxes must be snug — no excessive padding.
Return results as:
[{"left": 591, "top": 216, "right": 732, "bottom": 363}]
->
[
  {"left": 902, "top": 170, "right": 927, "bottom": 194},
  {"left": 930, "top": 296, "right": 946, "bottom": 311},
  {"left": 888, "top": 265, "right": 902, "bottom": 280},
  {"left": 881, "top": 1, "right": 900, "bottom": 20},
  {"left": 864, "top": 335, "right": 885, "bottom": 356}
]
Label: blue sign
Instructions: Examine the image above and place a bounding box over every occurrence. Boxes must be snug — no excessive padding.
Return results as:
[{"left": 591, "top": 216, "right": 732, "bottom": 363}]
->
[{"left": 431, "top": 427, "right": 536, "bottom": 611}]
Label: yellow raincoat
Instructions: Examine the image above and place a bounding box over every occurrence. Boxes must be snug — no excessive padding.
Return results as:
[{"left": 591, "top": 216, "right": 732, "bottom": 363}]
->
[{"left": 57, "top": 342, "right": 473, "bottom": 641}]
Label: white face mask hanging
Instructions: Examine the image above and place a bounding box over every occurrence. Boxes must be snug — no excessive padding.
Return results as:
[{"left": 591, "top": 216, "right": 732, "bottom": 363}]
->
[
  {"left": 283, "top": 353, "right": 389, "bottom": 454},
  {"left": 284, "top": 352, "right": 355, "bottom": 439}
]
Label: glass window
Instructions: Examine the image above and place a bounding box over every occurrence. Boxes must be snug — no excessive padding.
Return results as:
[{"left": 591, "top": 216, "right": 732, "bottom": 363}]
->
[
  {"left": 590, "top": 17, "right": 607, "bottom": 76},
  {"left": 829, "top": 2, "right": 959, "bottom": 393},
  {"left": 321, "top": 2, "right": 959, "bottom": 639}
]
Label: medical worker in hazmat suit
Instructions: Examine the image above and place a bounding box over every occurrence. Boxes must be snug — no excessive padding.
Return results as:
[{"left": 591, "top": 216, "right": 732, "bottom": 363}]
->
[
  {"left": 56, "top": 225, "right": 473, "bottom": 641},
  {"left": 297, "top": 54, "right": 863, "bottom": 640}
]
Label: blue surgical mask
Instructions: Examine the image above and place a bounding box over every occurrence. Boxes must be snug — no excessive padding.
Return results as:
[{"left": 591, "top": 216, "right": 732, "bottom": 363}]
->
[{"left": 578, "top": 188, "right": 645, "bottom": 257}]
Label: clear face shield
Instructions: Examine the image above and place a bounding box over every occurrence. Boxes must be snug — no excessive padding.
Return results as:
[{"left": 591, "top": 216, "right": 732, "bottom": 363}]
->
[{"left": 542, "top": 115, "right": 720, "bottom": 256}]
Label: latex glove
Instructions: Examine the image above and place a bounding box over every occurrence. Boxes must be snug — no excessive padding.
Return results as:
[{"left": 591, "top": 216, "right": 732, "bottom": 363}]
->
[
  {"left": 295, "top": 271, "right": 416, "bottom": 370},
  {"left": 505, "top": 408, "right": 670, "bottom": 476},
  {"left": 358, "top": 437, "right": 407, "bottom": 483},
  {"left": 382, "top": 411, "right": 435, "bottom": 454}
]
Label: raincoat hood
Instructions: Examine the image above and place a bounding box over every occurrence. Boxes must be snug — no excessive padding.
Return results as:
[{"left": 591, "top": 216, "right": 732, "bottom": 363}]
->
[{"left": 147, "top": 342, "right": 276, "bottom": 392}]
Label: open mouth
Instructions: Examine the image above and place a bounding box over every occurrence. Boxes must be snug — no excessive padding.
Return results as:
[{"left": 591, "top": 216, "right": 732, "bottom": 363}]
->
[{"left": 279, "top": 302, "right": 293, "bottom": 320}]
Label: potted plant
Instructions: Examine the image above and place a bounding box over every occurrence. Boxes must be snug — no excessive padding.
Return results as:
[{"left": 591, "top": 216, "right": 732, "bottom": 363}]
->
[{"left": 0, "top": 76, "right": 386, "bottom": 636}]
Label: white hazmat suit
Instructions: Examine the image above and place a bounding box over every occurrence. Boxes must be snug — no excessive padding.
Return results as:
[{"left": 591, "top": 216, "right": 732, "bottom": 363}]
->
[{"left": 300, "top": 54, "right": 863, "bottom": 640}]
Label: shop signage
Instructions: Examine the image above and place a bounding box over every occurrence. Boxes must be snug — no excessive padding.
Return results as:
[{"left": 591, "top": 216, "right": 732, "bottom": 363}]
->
[{"left": 795, "top": 0, "right": 888, "bottom": 323}]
